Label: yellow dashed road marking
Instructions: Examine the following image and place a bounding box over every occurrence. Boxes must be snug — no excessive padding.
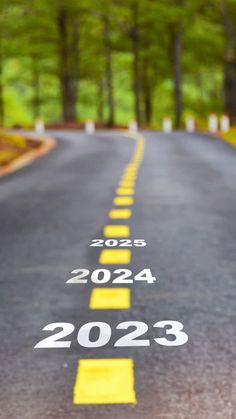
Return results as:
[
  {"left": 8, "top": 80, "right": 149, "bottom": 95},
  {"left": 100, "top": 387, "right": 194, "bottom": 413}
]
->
[
  {"left": 127, "top": 163, "right": 137, "bottom": 168},
  {"left": 78, "top": 132, "right": 145, "bottom": 407},
  {"left": 122, "top": 177, "right": 136, "bottom": 183},
  {"left": 113, "top": 197, "right": 134, "bottom": 206},
  {"left": 119, "top": 180, "right": 135, "bottom": 187},
  {"left": 121, "top": 180, "right": 136, "bottom": 186},
  {"left": 126, "top": 163, "right": 138, "bottom": 168},
  {"left": 124, "top": 170, "right": 137, "bottom": 176},
  {"left": 104, "top": 225, "right": 130, "bottom": 237},
  {"left": 124, "top": 167, "right": 138, "bottom": 174},
  {"left": 116, "top": 188, "right": 134, "bottom": 196},
  {"left": 109, "top": 209, "right": 132, "bottom": 219},
  {"left": 121, "top": 176, "right": 136, "bottom": 182},
  {"left": 89, "top": 288, "right": 130, "bottom": 309},
  {"left": 99, "top": 249, "right": 131, "bottom": 264},
  {"left": 73, "top": 359, "right": 136, "bottom": 404}
]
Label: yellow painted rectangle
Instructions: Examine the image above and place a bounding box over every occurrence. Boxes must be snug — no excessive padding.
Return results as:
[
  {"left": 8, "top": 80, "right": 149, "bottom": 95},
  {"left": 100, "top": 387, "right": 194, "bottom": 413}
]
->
[
  {"left": 125, "top": 170, "right": 137, "bottom": 175},
  {"left": 113, "top": 197, "right": 134, "bottom": 206},
  {"left": 120, "top": 174, "right": 137, "bottom": 182},
  {"left": 73, "top": 359, "right": 136, "bottom": 404},
  {"left": 124, "top": 170, "right": 137, "bottom": 176},
  {"left": 116, "top": 188, "right": 134, "bottom": 196},
  {"left": 89, "top": 288, "right": 130, "bottom": 309},
  {"left": 109, "top": 209, "right": 132, "bottom": 219},
  {"left": 126, "top": 162, "right": 137, "bottom": 170},
  {"left": 119, "top": 181, "right": 135, "bottom": 188},
  {"left": 122, "top": 177, "right": 136, "bottom": 184},
  {"left": 121, "top": 175, "right": 136, "bottom": 182},
  {"left": 99, "top": 249, "right": 131, "bottom": 264},
  {"left": 104, "top": 225, "right": 130, "bottom": 237}
]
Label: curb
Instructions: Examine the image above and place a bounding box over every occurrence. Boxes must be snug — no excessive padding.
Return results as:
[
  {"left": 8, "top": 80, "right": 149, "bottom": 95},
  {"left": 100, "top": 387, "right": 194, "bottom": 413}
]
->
[{"left": 0, "top": 135, "right": 56, "bottom": 178}]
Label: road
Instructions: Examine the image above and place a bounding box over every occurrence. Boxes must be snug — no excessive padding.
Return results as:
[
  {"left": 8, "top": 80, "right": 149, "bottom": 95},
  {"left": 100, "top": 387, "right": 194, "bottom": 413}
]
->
[{"left": 0, "top": 130, "right": 236, "bottom": 419}]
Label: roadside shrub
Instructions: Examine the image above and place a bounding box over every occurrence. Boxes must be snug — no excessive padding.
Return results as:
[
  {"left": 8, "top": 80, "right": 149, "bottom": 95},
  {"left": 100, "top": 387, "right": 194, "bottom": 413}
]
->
[{"left": 0, "top": 131, "right": 27, "bottom": 149}]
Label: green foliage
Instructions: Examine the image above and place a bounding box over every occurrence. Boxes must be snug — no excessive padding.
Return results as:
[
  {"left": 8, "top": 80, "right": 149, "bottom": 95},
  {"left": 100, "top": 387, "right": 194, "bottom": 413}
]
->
[
  {"left": 221, "top": 127, "right": 236, "bottom": 147},
  {"left": 0, "top": 0, "right": 233, "bottom": 126}
]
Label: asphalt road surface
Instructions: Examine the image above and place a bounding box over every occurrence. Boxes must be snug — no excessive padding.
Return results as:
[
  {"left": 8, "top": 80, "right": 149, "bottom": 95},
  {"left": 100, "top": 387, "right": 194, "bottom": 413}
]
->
[{"left": 0, "top": 130, "right": 236, "bottom": 419}]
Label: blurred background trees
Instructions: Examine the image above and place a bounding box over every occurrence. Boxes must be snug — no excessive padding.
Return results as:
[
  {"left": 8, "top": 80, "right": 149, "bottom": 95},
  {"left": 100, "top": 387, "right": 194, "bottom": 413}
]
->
[{"left": 0, "top": 0, "right": 236, "bottom": 128}]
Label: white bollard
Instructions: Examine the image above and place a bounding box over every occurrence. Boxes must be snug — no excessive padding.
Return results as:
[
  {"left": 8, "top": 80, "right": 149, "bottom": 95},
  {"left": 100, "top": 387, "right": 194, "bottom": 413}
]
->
[
  {"left": 220, "top": 114, "right": 230, "bottom": 133},
  {"left": 128, "top": 120, "right": 138, "bottom": 132},
  {"left": 208, "top": 114, "right": 218, "bottom": 133},
  {"left": 35, "top": 119, "right": 45, "bottom": 135},
  {"left": 85, "top": 120, "right": 95, "bottom": 134},
  {"left": 185, "top": 116, "right": 195, "bottom": 133},
  {"left": 162, "top": 117, "right": 172, "bottom": 133}
]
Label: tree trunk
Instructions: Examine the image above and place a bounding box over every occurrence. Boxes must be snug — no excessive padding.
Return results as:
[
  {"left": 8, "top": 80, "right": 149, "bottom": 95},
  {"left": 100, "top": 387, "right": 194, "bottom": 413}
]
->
[
  {"left": 70, "top": 17, "right": 79, "bottom": 117},
  {"left": 222, "top": 0, "right": 236, "bottom": 123},
  {"left": 58, "top": 5, "right": 78, "bottom": 122},
  {"left": 142, "top": 65, "right": 152, "bottom": 125},
  {"left": 130, "top": 1, "right": 142, "bottom": 126},
  {"left": 171, "top": 26, "right": 182, "bottom": 128},
  {"left": 97, "top": 79, "right": 104, "bottom": 125},
  {"left": 31, "top": 57, "right": 40, "bottom": 120},
  {"left": 0, "top": 54, "right": 4, "bottom": 127},
  {"left": 103, "top": 16, "right": 114, "bottom": 127},
  {"left": 144, "top": 88, "right": 152, "bottom": 125}
]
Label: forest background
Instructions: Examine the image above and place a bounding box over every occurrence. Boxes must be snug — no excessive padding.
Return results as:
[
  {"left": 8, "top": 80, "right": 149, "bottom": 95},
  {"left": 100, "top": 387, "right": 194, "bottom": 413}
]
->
[{"left": 1, "top": 0, "right": 236, "bottom": 129}]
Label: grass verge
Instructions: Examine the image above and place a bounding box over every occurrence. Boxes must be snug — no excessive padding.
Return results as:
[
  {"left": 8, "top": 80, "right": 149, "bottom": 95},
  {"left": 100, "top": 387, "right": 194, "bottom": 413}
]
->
[
  {"left": 220, "top": 127, "right": 236, "bottom": 147},
  {"left": 0, "top": 131, "right": 41, "bottom": 167}
]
